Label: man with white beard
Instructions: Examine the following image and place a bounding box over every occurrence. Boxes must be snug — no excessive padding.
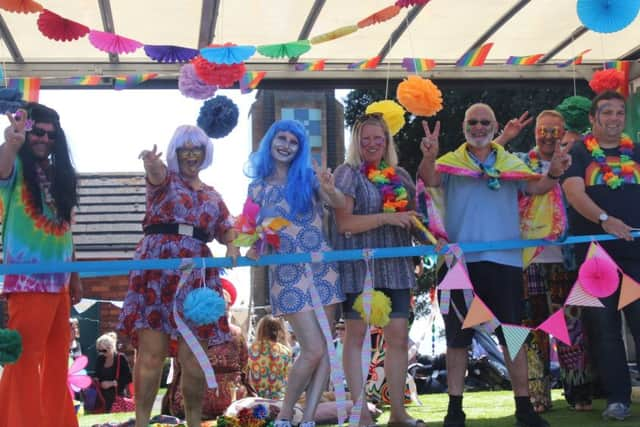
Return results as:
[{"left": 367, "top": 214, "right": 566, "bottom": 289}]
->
[{"left": 418, "top": 103, "right": 571, "bottom": 427}]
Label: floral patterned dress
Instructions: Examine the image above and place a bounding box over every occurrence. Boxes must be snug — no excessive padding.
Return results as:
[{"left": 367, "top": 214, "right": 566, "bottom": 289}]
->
[
  {"left": 248, "top": 179, "right": 344, "bottom": 316},
  {"left": 247, "top": 339, "right": 292, "bottom": 399},
  {"left": 118, "top": 172, "right": 232, "bottom": 354}
]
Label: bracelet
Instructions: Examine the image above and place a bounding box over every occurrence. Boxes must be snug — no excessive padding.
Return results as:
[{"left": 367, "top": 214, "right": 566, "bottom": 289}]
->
[{"left": 546, "top": 170, "right": 561, "bottom": 180}]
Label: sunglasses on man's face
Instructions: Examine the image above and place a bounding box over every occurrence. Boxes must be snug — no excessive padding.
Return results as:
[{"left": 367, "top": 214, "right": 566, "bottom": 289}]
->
[
  {"left": 30, "top": 127, "right": 57, "bottom": 140},
  {"left": 98, "top": 349, "right": 107, "bottom": 353},
  {"left": 466, "top": 119, "right": 492, "bottom": 127}
]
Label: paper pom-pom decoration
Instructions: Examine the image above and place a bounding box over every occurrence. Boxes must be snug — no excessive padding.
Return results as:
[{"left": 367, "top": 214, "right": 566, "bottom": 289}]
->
[
  {"left": 589, "top": 69, "right": 626, "bottom": 94},
  {"left": 144, "top": 45, "right": 199, "bottom": 63},
  {"left": 257, "top": 40, "right": 311, "bottom": 59},
  {"left": 220, "top": 278, "right": 237, "bottom": 307},
  {"left": 0, "top": 0, "right": 43, "bottom": 13},
  {"left": 555, "top": 95, "right": 592, "bottom": 133},
  {"left": 0, "top": 328, "right": 23, "bottom": 364},
  {"left": 192, "top": 55, "right": 246, "bottom": 88},
  {"left": 396, "top": 0, "right": 431, "bottom": 7},
  {"left": 353, "top": 290, "right": 392, "bottom": 327},
  {"left": 397, "top": 75, "right": 443, "bottom": 117},
  {"left": 578, "top": 255, "right": 619, "bottom": 298},
  {"left": 358, "top": 5, "right": 401, "bottom": 28},
  {"left": 577, "top": 0, "right": 640, "bottom": 34},
  {"left": 365, "top": 100, "right": 406, "bottom": 136},
  {"left": 197, "top": 95, "right": 239, "bottom": 139},
  {"left": 183, "top": 287, "right": 226, "bottom": 326},
  {"left": 310, "top": 26, "right": 358, "bottom": 44},
  {"left": 200, "top": 43, "right": 256, "bottom": 64},
  {"left": 37, "top": 9, "right": 89, "bottom": 42},
  {"left": 0, "top": 88, "right": 25, "bottom": 113},
  {"left": 179, "top": 64, "right": 217, "bottom": 100},
  {"left": 88, "top": 30, "right": 143, "bottom": 55}
]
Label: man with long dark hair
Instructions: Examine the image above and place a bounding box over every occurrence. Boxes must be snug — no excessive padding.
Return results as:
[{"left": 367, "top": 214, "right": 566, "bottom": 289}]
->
[{"left": 0, "top": 102, "right": 82, "bottom": 426}]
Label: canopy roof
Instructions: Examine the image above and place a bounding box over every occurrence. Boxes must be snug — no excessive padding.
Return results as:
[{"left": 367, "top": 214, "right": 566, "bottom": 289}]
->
[{"left": 2, "top": 0, "right": 640, "bottom": 85}]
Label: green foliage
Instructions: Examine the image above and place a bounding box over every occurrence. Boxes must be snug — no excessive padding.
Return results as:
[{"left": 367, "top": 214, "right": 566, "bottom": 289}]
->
[{"left": 343, "top": 80, "right": 593, "bottom": 177}]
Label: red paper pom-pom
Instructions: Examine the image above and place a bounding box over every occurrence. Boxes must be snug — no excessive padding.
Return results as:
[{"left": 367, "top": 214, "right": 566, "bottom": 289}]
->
[
  {"left": 37, "top": 9, "right": 89, "bottom": 42},
  {"left": 589, "top": 69, "right": 625, "bottom": 95},
  {"left": 192, "top": 56, "right": 245, "bottom": 88}
]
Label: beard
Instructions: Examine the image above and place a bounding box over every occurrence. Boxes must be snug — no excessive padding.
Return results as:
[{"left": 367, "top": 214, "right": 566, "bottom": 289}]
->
[{"left": 465, "top": 131, "right": 494, "bottom": 148}]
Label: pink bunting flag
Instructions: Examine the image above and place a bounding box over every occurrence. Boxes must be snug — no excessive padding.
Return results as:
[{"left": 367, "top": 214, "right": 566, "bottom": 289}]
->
[
  {"left": 537, "top": 309, "right": 571, "bottom": 346},
  {"left": 462, "top": 296, "right": 495, "bottom": 329},
  {"left": 438, "top": 261, "right": 473, "bottom": 290},
  {"left": 564, "top": 281, "right": 605, "bottom": 308},
  {"left": 586, "top": 241, "right": 620, "bottom": 269},
  {"left": 618, "top": 274, "right": 640, "bottom": 310},
  {"left": 501, "top": 324, "right": 531, "bottom": 361}
]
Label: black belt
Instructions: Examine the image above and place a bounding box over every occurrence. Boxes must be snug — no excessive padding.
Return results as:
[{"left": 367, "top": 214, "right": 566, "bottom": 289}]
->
[{"left": 143, "top": 223, "right": 208, "bottom": 243}]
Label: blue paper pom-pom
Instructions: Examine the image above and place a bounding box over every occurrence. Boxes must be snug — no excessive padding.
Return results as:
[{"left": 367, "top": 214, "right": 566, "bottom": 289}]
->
[
  {"left": 183, "top": 287, "right": 226, "bottom": 326},
  {"left": 0, "top": 88, "right": 25, "bottom": 114},
  {"left": 197, "top": 95, "right": 239, "bottom": 139}
]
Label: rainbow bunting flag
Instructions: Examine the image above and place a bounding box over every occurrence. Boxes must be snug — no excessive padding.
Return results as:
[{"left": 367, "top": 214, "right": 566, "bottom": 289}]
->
[
  {"left": 348, "top": 56, "right": 381, "bottom": 70},
  {"left": 401, "top": 57, "right": 436, "bottom": 72},
  {"left": 7, "top": 78, "right": 41, "bottom": 102},
  {"left": 66, "top": 75, "right": 103, "bottom": 86},
  {"left": 294, "top": 59, "right": 326, "bottom": 71},
  {"left": 604, "top": 60, "right": 631, "bottom": 97},
  {"left": 505, "top": 54, "right": 543, "bottom": 65},
  {"left": 456, "top": 43, "right": 493, "bottom": 67},
  {"left": 239, "top": 71, "right": 266, "bottom": 94},
  {"left": 556, "top": 49, "right": 591, "bottom": 68},
  {"left": 114, "top": 73, "right": 158, "bottom": 90}
]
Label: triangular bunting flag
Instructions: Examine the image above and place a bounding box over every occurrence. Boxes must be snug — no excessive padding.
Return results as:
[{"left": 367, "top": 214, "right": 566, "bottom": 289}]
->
[
  {"left": 618, "top": 274, "right": 640, "bottom": 310},
  {"left": 537, "top": 310, "right": 571, "bottom": 346},
  {"left": 564, "top": 281, "right": 604, "bottom": 308},
  {"left": 585, "top": 242, "right": 619, "bottom": 268},
  {"left": 462, "top": 296, "right": 494, "bottom": 329},
  {"left": 501, "top": 324, "right": 531, "bottom": 361},
  {"left": 438, "top": 261, "right": 473, "bottom": 290}
]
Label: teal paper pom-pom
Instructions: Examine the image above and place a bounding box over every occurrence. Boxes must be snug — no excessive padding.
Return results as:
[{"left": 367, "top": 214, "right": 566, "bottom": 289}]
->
[
  {"left": 0, "top": 328, "right": 23, "bottom": 365},
  {"left": 183, "top": 287, "right": 225, "bottom": 326}
]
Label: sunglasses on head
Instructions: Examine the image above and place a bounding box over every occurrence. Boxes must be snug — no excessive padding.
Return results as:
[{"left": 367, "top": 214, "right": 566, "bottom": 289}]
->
[
  {"left": 466, "top": 119, "right": 492, "bottom": 127},
  {"left": 30, "top": 127, "right": 56, "bottom": 139},
  {"left": 356, "top": 112, "right": 384, "bottom": 123}
]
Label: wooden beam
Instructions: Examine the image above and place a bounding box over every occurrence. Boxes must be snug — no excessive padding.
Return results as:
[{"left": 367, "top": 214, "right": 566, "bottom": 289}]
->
[
  {"left": 97, "top": 0, "right": 119, "bottom": 63},
  {"left": 539, "top": 26, "right": 588, "bottom": 63},
  {"left": 289, "top": 0, "right": 326, "bottom": 64},
  {"left": 0, "top": 13, "right": 22, "bottom": 63},
  {"left": 198, "top": 0, "right": 221, "bottom": 48}
]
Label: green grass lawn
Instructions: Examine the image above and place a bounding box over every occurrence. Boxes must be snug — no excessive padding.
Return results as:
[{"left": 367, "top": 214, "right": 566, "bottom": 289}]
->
[{"left": 79, "top": 390, "right": 638, "bottom": 426}]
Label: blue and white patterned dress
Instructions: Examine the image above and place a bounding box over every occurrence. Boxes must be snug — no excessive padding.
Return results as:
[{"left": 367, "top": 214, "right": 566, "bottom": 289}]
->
[{"left": 248, "top": 179, "right": 344, "bottom": 316}]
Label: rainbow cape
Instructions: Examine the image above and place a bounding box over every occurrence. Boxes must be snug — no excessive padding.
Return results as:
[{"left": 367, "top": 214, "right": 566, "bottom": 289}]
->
[{"left": 425, "top": 142, "right": 565, "bottom": 266}]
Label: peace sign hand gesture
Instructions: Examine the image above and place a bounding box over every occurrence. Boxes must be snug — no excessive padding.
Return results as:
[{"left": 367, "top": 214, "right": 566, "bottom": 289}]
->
[
  {"left": 420, "top": 120, "right": 440, "bottom": 161},
  {"left": 4, "top": 109, "right": 28, "bottom": 151},
  {"left": 138, "top": 144, "right": 163, "bottom": 167},
  {"left": 548, "top": 141, "right": 571, "bottom": 178},
  {"left": 501, "top": 111, "right": 533, "bottom": 142}
]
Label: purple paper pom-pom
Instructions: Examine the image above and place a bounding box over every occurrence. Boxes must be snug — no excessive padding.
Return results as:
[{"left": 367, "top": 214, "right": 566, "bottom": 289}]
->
[
  {"left": 197, "top": 95, "right": 239, "bottom": 139},
  {"left": 179, "top": 64, "right": 218, "bottom": 100}
]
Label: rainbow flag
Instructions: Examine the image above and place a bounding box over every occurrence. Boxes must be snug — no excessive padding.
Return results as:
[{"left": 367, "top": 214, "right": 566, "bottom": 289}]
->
[
  {"left": 114, "top": 73, "right": 158, "bottom": 90},
  {"left": 65, "top": 75, "right": 103, "bottom": 86},
  {"left": 294, "top": 59, "right": 326, "bottom": 71},
  {"left": 505, "top": 54, "right": 543, "bottom": 65},
  {"left": 556, "top": 49, "right": 591, "bottom": 68},
  {"left": 7, "top": 78, "right": 41, "bottom": 102},
  {"left": 348, "top": 56, "right": 381, "bottom": 70},
  {"left": 604, "top": 60, "right": 631, "bottom": 97},
  {"left": 239, "top": 71, "right": 266, "bottom": 94},
  {"left": 456, "top": 43, "right": 493, "bottom": 67},
  {"left": 401, "top": 57, "right": 436, "bottom": 72}
]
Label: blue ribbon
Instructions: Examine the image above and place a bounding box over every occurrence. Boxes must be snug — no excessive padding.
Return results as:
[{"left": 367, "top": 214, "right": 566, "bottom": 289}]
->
[{"left": 0, "top": 232, "right": 638, "bottom": 278}]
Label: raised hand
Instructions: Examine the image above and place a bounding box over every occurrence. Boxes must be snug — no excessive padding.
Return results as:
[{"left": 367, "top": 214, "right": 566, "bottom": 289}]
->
[
  {"left": 501, "top": 111, "right": 533, "bottom": 142},
  {"left": 4, "top": 110, "right": 27, "bottom": 151},
  {"left": 138, "top": 144, "right": 163, "bottom": 165},
  {"left": 313, "top": 160, "right": 336, "bottom": 195},
  {"left": 420, "top": 120, "right": 440, "bottom": 161},
  {"left": 549, "top": 141, "right": 571, "bottom": 177}
]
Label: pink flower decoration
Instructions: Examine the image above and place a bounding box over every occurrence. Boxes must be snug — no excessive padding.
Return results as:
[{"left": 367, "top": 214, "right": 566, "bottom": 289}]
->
[
  {"left": 88, "top": 30, "right": 143, "bottom": 54},
  {"left": 67, "top": 355, "right": 92, "bottom": 399},
  {"left": 578, "top": 255, "right": 619, "bottom": 298}
]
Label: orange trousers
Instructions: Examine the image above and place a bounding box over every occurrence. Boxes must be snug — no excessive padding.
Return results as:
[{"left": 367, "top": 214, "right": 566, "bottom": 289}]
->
[{"left": 0, "top": 292, "right": 78, "bottom": 427}]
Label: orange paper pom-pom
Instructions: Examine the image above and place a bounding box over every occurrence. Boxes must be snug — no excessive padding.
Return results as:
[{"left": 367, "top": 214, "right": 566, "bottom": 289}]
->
[
  {"left": 0, "top": 0, "right": 43, "bottom": 14},
  {"left": 589, "top": 69, "right": 625, "bottom": 95},
  {"left": 396, "top": 75, "right": 443, "bottom": 117}
]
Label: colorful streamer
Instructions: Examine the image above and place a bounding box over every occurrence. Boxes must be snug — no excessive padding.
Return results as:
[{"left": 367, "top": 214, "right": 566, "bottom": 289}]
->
[
  {"left": 65, "top": 75, "right": 103, "bottom": 86},
  {"left": 604, "top": 60, "right": 631, "bottom": 97},
  {"left": 113, "top": 73, "right": 158, "bottom": 90},
  {"left": 401, "top": 57, "right": 436, "bottom": 72},
  {"left": 455, "top": 43, "right": 493, "bottom": 67},
  {"left": 7, "top": 78, "right": 41, "bottom": 102},
  {"left": 294, "top": 59, "right": 326, "bottom": 71},
  {"left": 505, "top": 54, "right": 543, "bottom": 65},
  {"left": 238, "top": 71, "right": 266, "bottom": 94},
  {"left": 348, "top": 56, "right": 381, "bottom": 70},
  {"left": 556, "top": 49, "right": 591, "bottom": 68}
]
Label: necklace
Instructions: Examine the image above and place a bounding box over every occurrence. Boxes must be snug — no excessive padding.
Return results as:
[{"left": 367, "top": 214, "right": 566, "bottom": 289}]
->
[
  {"left": 361, "top": 161, "right": 409, "bottom": 212},
  {"left": 583, "top": 134, "right": 635, "bottom": 189},
  {"left": 527, "top": 148, "right": 543, "bottom": 173}
]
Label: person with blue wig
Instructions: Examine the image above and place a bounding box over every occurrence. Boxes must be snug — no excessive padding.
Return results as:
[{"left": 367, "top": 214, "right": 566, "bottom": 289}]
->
[{"left": 244, "top": 119, "right": 346, "bottom": 427}]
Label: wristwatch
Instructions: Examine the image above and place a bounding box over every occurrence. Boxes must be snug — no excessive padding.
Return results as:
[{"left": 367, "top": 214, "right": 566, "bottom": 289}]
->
[{"left": 598, "top": 212, "right": 609, "bottom": 225}]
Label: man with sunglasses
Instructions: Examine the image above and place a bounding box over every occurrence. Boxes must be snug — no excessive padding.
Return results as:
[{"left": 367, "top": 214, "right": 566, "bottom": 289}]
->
[
  {"left": 418, "top": 103, "right": 571, "bottom": 427},
  {"left": 0, "top": 102, "right": 81, "bottom": 427}
]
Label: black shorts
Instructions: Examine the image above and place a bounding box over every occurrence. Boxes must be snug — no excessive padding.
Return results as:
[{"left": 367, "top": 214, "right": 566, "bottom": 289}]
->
[
  {"left": 440, "top": 261, "right": 523, "bottom": 347},
  {"left": 343, "top": 288, "right": 411, "bottom": 320}
]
